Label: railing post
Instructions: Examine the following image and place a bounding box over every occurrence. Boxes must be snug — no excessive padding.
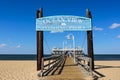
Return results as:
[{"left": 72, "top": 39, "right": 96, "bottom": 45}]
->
[
  {"left": 40, "top": 58, "right": 44, "bottom": 77},
  {"left": 89, "top": 57, "right": 92, "bottom": 76},
  {"left": 48, "top": 60, "right": 50, "bottom": 69}
]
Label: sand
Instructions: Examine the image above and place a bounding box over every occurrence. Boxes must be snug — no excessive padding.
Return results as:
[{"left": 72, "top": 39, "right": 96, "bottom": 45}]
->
[
  {"left": 0, "top": 60, "right": 120, "bottom": 80},
  {"left": 0, "top": 60, "right": 39, "bottom": 80},
  {"left": 94, "top": 61, "right": 120, "bottom": 80}
]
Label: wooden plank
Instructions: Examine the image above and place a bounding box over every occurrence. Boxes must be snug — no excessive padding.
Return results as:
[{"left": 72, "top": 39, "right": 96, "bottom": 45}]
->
[
  {"left": 39, "top": 54, "right": 65, "bottom": 76},
  {"left": 44, "top": 58, "right": 60, "bottom": 68},
  {"left": 43, "top": 59, "right": 62, "bottom": 76},
  {"left": 50, "top": 58, "right": 65, "bottom": 75},
  {"left": 44, "top": 55, "right": 61, "bottom": 61},
  {"left": 77, "top": 56, "right": 92, "bottom": 73}
]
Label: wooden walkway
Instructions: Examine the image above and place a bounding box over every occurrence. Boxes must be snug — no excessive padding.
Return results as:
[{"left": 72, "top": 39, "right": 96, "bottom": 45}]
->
[{"left": 41, "top": 57, "right": 86, "bottom": 80}]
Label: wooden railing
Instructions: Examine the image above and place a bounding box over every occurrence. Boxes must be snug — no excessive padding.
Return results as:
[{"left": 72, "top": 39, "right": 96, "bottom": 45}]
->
[
  {"left": 39, "top": 54, "right": 66, "bottom": 77},
  {"left": 76, "top": 56, "right": 92, "bottom": 75}
]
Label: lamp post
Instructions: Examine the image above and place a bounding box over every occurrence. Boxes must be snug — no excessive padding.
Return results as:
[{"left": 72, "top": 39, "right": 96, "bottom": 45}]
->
[
  {"left": 66, "top": 34, "right": 75, "bottom": 63},
  {"left": 63, "top": 40, "right": 67, "bottom": 51},
  {"left": 63, "top": 41, "right": 64, "bottom": 50}
]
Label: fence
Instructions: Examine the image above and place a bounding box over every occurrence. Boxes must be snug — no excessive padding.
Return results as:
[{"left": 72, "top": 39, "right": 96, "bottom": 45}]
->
[
  {"left": 76, "top": 56, "right": 92, "bottom": 76},
  {"left": 39, "top": 54, "right": 66, "bottom": 77}
]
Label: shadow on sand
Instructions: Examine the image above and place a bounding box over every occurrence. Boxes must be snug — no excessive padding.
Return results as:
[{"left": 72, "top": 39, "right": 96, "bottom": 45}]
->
[
  {"left": 93, "top": 70, "right": 105, "bottom": 80},
  {"left": 93, "top": 65, "right": 120, "bottom": 80},
  {"left": 95, "top": 65, "right": 120, "bottom": 69}
]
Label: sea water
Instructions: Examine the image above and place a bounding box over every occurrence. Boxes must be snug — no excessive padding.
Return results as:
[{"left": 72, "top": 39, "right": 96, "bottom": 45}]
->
[{"left": 0, "top": 54, "right": 120, "bottom": 60}]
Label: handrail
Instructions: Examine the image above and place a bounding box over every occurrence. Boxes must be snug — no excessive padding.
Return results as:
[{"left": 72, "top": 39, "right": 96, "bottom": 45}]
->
[
  {"left": 39, "top": 54, "right": 66, "bottom": 77},
  {"left": 76, "top": 56, "right": 92, "bottom": 76},
  {"left": 44, "top": 56, "right": 62, "bottom": 68},
  {"left": 44, "top": 55, "right": 61, "bottom": 61}
]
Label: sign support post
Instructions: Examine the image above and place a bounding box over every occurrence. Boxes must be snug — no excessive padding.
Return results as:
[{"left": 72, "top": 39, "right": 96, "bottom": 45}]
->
[
  {"left": 36, "top": 8, "right": 43, "bottom": 71},
  {"left": 86, "top": 9, "right": 94, "bottom": 70}
]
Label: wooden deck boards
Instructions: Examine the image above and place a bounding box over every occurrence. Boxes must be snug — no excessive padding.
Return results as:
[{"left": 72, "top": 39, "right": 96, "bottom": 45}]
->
[{"left": 41, "top": 57, "right": 86, "bottom": 80}]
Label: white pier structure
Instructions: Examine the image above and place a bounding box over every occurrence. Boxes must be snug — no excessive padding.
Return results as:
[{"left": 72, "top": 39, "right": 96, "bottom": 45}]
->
[{"left": 52, "top": 47, "right": 84, "bottom": 57}]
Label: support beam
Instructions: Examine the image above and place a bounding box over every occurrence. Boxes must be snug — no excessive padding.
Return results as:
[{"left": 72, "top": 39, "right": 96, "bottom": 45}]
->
[
  {"left": 37, "top": 8, "right": 43, "bottom": 71},
  {"left": 86, "top": 9, "right": 94, "bottom": 70}
]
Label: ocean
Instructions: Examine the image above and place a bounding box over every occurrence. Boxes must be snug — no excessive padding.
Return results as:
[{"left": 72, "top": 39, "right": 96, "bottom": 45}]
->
[
  {"left": 94, "top": 54, "right": 120, "bottom": 60},
  {"left": 0, "top": 54, "right": 120, "bottom": 60},
  {"left": 0, "top": 54, "right": 51, "bottom": 60}
]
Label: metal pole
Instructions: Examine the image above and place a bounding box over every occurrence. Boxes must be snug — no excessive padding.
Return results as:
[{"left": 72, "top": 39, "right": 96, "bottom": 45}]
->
[
  {"left": 66, "top": 34, "right": 75, "bottom": 62},
  {"left": 72, "top": 35, "right": 76, "bottom": 63},
  {"left": 62, "top": 41, "right": 64, "bottom": 53},
  {"left": 63, "top": 41, "right": 64, "bottom": 50}
]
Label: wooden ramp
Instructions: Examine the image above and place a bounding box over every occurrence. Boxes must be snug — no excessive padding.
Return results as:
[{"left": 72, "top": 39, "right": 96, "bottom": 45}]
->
[{"left": 41, "top": 57, "right": 86, "bottom": 80}]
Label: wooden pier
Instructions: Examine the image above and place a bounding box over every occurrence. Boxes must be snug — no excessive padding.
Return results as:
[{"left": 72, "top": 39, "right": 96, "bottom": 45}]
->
[
  {"left": 36, "top": 7, "right": 94, "bottom": 80},
  {"left": 39, "top": 56, "right": 90, "bottom": 80}
]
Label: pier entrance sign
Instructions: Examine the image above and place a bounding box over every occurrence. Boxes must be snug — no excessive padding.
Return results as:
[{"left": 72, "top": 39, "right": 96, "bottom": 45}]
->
[
  {"left": 36, "top": 15, "right": 92, "bottom": 31},
  {"left": 36, "top": 8, "right": 94, "bottom": 71}
]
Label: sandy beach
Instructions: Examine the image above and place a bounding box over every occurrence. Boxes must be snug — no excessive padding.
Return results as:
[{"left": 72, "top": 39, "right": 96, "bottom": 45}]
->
[
  {"left": 94, "top": 61, "right": 120, "bottom": 80},
  {"left": 0, "top": 60, "right": 39, "bottom": 80},
  {"left": 0, "top": 60, "right": 120, "bottom": 80}
]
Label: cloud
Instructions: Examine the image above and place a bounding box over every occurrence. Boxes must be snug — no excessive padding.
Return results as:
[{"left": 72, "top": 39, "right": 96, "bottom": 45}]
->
[
  {"left": 50, "top": 31, "right": 63, "bottom": 33},
  {"left": 61, "top": 23, "right": 66, "bottom": 26},
  {"left": 117, "top": 35, "right": 120, "bottom": 38},
  {"left": 109, "top": 23, "right": 120, "bottom": 29},
  {"left": 0, "top": 44, "right": 6, "bottom": 48},
  {"left": 16, "top": 45, "right": 21, "bottom": 48},
  {"left": 93, "top": 27, "right": 103, "bottom": 31}
]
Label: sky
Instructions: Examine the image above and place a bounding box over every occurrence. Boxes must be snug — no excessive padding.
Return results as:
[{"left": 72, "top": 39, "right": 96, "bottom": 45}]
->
[{"left": 0, "top": 0, "right": 120, "bottom": 54}]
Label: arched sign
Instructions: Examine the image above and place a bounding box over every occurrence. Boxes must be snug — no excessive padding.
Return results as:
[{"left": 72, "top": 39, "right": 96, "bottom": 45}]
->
[{"left": 36, "top": 15, "right": 92, "bottom": 31}]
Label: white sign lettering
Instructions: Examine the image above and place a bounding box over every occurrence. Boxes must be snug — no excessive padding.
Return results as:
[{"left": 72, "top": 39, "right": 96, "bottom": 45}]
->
[{"left": 36, "top": 15, "right": 92, "bottom": 31}]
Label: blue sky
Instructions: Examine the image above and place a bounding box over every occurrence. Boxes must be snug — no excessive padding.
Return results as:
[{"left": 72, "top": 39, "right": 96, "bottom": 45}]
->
[{"left": 0, "top": 0, "right": 120, "bottom": 54}]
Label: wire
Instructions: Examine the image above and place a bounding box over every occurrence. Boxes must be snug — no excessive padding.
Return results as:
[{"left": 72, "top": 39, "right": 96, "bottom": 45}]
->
[
  {"left": 81, "top": 32, "right": 87, "bottom": 49},
  {"left": 44, "top": 38, "right": 51, "bottom": 53}
]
